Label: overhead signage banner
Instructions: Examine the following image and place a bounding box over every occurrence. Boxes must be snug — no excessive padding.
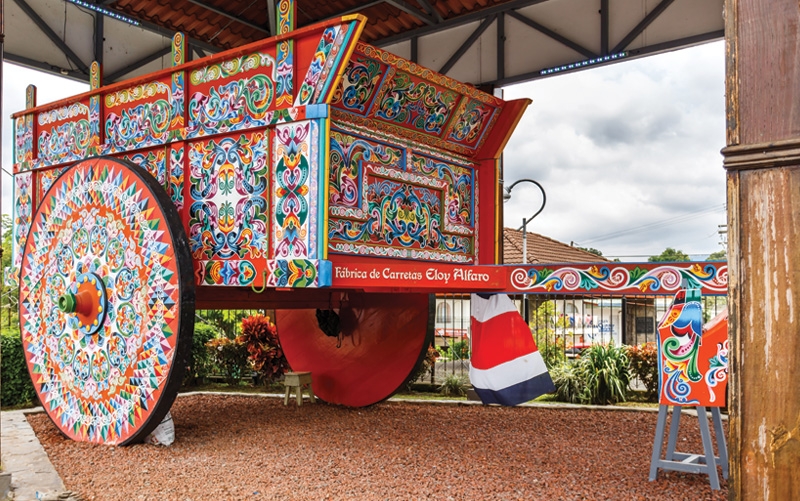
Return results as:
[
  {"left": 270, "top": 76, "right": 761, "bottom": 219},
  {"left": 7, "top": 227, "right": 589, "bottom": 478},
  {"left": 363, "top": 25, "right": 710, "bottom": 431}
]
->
[{"left": 331, "top": 261, "right": 506, "bottom": 290}]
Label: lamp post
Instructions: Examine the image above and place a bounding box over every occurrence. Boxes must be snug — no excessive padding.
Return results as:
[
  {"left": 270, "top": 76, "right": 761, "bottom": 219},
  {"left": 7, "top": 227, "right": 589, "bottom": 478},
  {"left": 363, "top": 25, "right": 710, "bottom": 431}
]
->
[{"left": 503, "top": 179, "right": 547, "bottom": 323}]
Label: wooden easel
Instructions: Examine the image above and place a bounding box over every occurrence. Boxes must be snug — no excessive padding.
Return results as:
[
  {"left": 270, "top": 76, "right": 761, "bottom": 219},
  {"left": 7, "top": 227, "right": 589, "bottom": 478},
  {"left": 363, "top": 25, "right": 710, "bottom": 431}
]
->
[{"left": 649, "top": 404, "right": 728, "bottom": 490}]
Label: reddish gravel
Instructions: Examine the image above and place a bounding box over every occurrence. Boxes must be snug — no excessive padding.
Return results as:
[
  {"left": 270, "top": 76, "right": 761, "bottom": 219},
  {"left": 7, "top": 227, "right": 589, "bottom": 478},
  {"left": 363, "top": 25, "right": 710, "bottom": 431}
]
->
[{"left": 28, "top": 394, "right": 728, "bottom": 500}]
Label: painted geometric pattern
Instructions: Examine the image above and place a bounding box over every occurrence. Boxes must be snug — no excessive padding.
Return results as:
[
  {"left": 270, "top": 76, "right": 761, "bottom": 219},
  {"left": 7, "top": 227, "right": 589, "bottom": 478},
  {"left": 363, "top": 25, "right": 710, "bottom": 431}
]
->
[
  {"left": 37, "top": 167, "right": 68, "bottom": 206},
  {"left": 104, "top": 78, "right": 182, "bottom": 152},
  {"left": 4, "top": 172, "right": 33, "bottom": 287},
  {"left": 121, "top": 148, "right": 168, "bottom": 187},
  {"left": 657, "top": 290, "right": 729, "bottom": 406},
  {"left": 37, "top": 101, "right": 99, "bottom": 167},
  {"left": 509, "top": 262, "right": 729, "bottom": 295},
  {"left": 272, "top": 120, "right": 318, "bottom": 260},
  {"left": 18, "top": 159, "right": 183, "bottom": 444},
  {"left": 188, "top": 51, "right": 277, "bottom": 137},
  {"left": 328, "top": 130, "right": 475, "bottom": 263},
  {"left": 331, "top": 43, "right": 503, "bottom": 157},
  {"left": 188, "top": 132, "right": 270, "bottom": 286}
]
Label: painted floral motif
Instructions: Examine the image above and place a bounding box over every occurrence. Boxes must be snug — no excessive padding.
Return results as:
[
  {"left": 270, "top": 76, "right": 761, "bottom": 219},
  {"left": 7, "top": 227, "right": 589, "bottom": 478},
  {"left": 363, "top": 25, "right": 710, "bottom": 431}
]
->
[
  {"left": 105, "top": 99, "right": 172, "bottom": 148},
  {"left": 38, "top": 105, "right": 99, "bottom": 166},
  {"left": 509, "top": 263, "right": 728, "bottom": 295},
  {"left": 37, "top": 166, "right": 68, "bottom": 202},
  {"left": 447, "top": 98, "right": 497, "bottom": 145},
  {"left": 704, "top": 340, "right": 729, "bottom": 404},
  {"left": 123, "top": 148, "right": 168, "bottom": 187},
  {"left": 188, "top": 74, "right": 275, "bottom": 135},
  {"left": 272, "top": 122, "right": 314, "bottom": 259},
  {"left": 376, "top": 72, "right": 458, "bottom": 135},
  {"left": 336, "top": 55, "right": 387, "bottom": 114},
  {"left": 169, "top": 146, "right": 185, "bottom": 210},
  {"left": 275, "top": 0, "right": 294, "bottom": 107},
  {"left": 14, "top": 114, "right": 34, "bottom": 164},
  {"left": 190, "top": 52, "right": 276, "bottom": 84},
  {"left": 18, "top": 159, "right": 184, "bottom": 444},
  {"left": 4, "top": 172, "right": 33, "bottom": 287},
  {"left": 659, "top": 299, "right": 703, "bottom": 405},
  {"left": 296, "top": 25, "right": 343, "bottom": 106},
  {"left": 188, "top": 133, "right": 269, "bottom": 264},
  {"left": 329, "top": 130, "right": 403, "bottom": 212},
  {"left": 410, "top": 154, "right": 473, "bottom": 228}
]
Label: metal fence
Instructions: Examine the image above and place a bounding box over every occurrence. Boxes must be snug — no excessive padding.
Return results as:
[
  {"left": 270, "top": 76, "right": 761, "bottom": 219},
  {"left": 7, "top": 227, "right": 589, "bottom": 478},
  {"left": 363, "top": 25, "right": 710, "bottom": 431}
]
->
[{"left": 429, "top": 293, "right": 728, "bottom": 384}]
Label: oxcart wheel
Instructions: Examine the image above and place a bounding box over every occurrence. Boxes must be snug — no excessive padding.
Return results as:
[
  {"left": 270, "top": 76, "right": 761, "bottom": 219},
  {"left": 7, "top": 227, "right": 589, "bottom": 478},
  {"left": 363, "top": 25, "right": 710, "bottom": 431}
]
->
[
  {"left": 275, "top": 293, "right": 433, "bottom": 407},
  {"left": 19, "top": 157, "right": 194, "bottom": 445}
]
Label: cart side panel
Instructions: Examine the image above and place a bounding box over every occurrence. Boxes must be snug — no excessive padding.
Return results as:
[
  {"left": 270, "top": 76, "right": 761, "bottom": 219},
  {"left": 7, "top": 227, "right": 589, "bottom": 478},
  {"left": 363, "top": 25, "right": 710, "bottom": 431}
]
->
[
  {"left": 3, "top": 172, "right": 33, "bottom": 288},
  {"left": 36, "top": 96, "right": 99, "bottom": 168}
]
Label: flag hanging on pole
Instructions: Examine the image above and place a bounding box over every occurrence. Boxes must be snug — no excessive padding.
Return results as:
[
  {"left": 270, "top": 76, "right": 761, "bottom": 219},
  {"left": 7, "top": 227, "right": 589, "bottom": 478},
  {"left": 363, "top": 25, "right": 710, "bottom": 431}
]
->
[{"left": 469, "top": 293, "right": 555, "bottom": 406}]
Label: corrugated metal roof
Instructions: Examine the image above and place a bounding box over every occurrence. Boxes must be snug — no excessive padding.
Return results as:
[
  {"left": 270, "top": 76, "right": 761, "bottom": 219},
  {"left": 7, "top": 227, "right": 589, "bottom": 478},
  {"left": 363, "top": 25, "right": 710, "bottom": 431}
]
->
[{"left": 109, "top": 0, "right": 513, "bottom": 50}]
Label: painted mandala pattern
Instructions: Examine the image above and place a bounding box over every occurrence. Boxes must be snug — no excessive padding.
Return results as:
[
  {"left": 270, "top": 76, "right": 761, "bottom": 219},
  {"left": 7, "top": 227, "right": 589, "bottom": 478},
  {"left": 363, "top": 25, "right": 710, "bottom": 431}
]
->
[
  {"left": 334, "top": 54, "right": 389, "bottom": 115},
  {"left": 37, "top": 167, "right": 68, "bottom": 203},
  {"left": 188, "top": 133, "right": 270, "bottom": 283},
  {"left": 19, "top": 158, "right": 186, "bottom": 444},
  {"left": 656, "top": 289, "right": 729, "bottom": 407}
]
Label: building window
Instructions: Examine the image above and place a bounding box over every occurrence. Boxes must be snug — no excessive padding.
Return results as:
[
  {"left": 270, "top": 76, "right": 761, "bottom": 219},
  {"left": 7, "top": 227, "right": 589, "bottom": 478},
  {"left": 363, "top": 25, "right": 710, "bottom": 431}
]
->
[{"left": 436, "top": 302, "right": 452, "bottom": 323}]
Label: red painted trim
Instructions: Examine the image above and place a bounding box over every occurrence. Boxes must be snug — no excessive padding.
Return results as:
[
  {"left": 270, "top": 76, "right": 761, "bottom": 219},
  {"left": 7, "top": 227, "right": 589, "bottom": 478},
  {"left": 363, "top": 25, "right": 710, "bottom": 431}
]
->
[{"left": 476, "top": 98, "right": 530, "bottom": 160}]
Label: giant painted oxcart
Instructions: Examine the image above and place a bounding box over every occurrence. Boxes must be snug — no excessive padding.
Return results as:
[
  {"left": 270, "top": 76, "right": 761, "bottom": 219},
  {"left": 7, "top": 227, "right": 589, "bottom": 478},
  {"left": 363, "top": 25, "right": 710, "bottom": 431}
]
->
[{"left": 5, "top": 6, "right": 729, "bottom": 445}]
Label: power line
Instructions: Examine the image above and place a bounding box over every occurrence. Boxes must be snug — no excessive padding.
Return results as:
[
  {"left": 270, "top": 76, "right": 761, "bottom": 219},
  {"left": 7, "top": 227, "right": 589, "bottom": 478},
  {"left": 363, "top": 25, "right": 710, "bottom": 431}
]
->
[{"left": 577, "top": 203, "right": 726, "bottom": 245}]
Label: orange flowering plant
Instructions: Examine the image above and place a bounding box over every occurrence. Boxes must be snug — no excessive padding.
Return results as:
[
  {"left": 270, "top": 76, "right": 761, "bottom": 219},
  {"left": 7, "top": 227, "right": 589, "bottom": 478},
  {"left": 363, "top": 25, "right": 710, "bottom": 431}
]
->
[{"left": 236, "top": 314, "right": 289, "bottom": 384}]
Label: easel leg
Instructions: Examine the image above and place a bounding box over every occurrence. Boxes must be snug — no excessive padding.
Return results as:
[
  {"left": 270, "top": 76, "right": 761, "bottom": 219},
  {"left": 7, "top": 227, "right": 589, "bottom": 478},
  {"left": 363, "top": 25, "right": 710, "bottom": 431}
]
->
[
  {"left": 307, "top": 385, "right": 316, "bottom": 404},
  {"left": 711, "top": 407, "right": 729, "bottom": 479},
  {"left": 697, "top": 406, "right": 721, "bottom": 490},
  {"left": 649, "top": 405, "right": 669, "bottom": 481},
  {"left": 284, "top": 386, "right": 290, "bottom": 406},
  {"left": 296, "top": 386, "right": 303, "bottom": 406},
  {"left": 665, "top": 405, "right": 681, "bottom": 461}
]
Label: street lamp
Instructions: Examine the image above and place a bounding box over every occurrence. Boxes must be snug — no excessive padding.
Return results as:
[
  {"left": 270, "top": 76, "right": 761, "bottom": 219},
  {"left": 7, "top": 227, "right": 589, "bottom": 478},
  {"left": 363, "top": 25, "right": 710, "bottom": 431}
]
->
[
  {"left": 503, "top": 179, "right": 547, "bottom": 264},
  {"left": 503, "top": 179, "right": 547, "bottom": 324}
]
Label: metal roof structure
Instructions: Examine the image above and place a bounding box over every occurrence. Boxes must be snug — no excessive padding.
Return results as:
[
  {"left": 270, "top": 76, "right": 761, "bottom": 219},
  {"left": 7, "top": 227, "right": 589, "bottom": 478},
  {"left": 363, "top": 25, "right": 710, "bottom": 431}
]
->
[{"left": 3, "top": 0, "right": 723, "bottom": 88}]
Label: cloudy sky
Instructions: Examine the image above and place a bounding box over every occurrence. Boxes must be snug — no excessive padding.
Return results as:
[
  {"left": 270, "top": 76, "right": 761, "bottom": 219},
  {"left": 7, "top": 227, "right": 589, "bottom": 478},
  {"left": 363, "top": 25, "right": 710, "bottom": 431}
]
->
[
  {"left": 502, "top": 40, "right": 727, "bottom": 260},
  {"left": 1, "top": 40, "right": 727, "bottom": 260}
]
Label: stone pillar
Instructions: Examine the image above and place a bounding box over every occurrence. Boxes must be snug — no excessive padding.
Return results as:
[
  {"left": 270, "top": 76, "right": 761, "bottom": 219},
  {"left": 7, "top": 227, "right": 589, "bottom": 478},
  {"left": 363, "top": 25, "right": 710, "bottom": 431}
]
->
[{"left": 722, "top": 1, "right": 800, "bottom": 498}]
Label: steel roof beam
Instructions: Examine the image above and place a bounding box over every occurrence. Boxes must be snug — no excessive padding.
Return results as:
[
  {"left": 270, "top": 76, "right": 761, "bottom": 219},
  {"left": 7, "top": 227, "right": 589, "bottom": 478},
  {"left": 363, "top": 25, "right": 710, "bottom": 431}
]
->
[
  {"left": 600, "top": 0, "right": 609, "bottom": 55},
  {"left": 508, "top": 10, "right": 596, "bottom": 59},
  {"left": 612, "top": 0, "right": 675, "bottom": 53},
  {"left": 13, "top": 0, "right": 90, "bottom": 74},
  {"left": 487, "top": 29, "right": 723, "bottom": 88},
  {"left": 416, "top": 0, "right": 443, "bottom": 23},
  {"left": 439, "top": 14, "right": 495, "bottom": 75},
  {"left": 497, "top": 12, "right": 505, "bottom": 81},
  {"left": 376, "top": 0, "right": 551, "bottom": 47},
  {"left": 186, "top": 0, "right": 271, "bottom": 35},
  {"left": 5, "top": 51, "right": 89, "bottom": 82},
  {"left": 95, "top": 9, "right": 104, "bottom": 66},
  {"left": 105, "top": 46, "right": 170, "bottom": 82},
  {"left": 385, "top": 0, "right": 437, "bottom": 26}
]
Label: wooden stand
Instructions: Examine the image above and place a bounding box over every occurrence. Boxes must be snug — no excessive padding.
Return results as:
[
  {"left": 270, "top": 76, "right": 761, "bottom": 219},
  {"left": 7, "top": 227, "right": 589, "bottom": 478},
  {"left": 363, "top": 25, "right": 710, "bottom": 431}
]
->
[
  {"left": 283, "top": 372, "right": 316, "bottom": 406},
  {"left": 649, "top": 405, "right": 728, "bottom": 490}
]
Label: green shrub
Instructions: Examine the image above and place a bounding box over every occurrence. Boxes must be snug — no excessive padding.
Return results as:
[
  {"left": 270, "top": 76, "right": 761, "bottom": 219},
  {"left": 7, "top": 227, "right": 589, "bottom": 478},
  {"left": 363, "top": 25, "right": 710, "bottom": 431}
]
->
[
  {"left": 1, "top": 328, "right": 36, "bottom": 407},
  {"left": 438, "top": 373, "right": 468, "bottom": 397},
  {"left": 551, "top": 361, "right": 590, "bottom": 404},
  {"left": 184, "top": 322, "right": 218, "bottom": 386},
  {"left": 408, "top": 345, "right": 440, "bottom": 387},
  {"left": 580, "top": 344, "right": 630, "bottom": 405},
  {"left": 551, "top": 344, "right": 631, "bottom": 405},
  {"left": 206, "top": 337, "right": 251, "bottom": 386},
  {"left": 535, "top": 330, "right": 567, "bottom": 369},
  {"left": 627, "top": 343, "right": 659, "bottom": 401}
]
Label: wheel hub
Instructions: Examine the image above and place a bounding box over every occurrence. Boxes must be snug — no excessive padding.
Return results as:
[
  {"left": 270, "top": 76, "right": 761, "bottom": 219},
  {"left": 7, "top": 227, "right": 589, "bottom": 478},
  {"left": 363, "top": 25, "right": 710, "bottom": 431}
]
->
[{"left": 58, "top": 272, "right": 108, "bottom": 336}]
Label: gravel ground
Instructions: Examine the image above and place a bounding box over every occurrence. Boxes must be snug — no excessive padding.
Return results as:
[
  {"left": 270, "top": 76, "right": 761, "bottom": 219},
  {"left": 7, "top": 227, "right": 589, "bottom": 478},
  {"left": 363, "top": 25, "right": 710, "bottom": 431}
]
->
[{"left": 28, "top": 394, "right": 728, "bottom": 500}]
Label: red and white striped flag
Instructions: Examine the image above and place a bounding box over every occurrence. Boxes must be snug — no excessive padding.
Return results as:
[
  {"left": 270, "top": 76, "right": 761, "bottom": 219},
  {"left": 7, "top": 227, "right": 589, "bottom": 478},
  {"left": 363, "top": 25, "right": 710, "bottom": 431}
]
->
[{"left": 469, "top": 293, "right": 555, "bottom": 406}]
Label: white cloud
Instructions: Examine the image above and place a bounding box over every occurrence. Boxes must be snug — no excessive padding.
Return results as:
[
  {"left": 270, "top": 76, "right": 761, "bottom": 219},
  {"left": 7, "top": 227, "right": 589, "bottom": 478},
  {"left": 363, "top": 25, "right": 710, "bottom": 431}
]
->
[{"left": 501, "top": 41, "right": 727, "bottom": 260}]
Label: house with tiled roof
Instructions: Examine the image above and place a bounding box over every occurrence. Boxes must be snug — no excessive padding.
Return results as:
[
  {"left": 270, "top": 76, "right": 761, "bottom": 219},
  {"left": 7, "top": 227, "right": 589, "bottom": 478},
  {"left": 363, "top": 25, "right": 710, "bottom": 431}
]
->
[
  {"left": 501, "top": 228, "right": 609, "bottom": 264},
  {"left": 435, "top": 229, "right": 623, "bottom": 351}
]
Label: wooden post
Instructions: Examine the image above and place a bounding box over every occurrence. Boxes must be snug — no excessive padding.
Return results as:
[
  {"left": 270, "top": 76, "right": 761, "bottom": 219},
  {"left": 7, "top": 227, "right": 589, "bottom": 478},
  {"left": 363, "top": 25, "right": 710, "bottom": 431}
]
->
[{"left": 722, "top": 0, "right": 800, "bottom": 498}]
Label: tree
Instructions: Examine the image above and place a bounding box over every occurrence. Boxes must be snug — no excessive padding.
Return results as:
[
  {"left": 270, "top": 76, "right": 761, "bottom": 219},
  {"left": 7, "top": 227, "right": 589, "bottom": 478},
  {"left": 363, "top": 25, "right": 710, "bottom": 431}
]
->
[
  {"left": 578, "top": 247, "right": 603, "bottom": 257},
  {"left": 707, "top": 250, "right": 727, "bottom": 261},
  {"left": 648, "top": 247, "right": 690, "bottom": 262},
  {"left": 1, "top": 214, "right": 20, "bottom": 328}
]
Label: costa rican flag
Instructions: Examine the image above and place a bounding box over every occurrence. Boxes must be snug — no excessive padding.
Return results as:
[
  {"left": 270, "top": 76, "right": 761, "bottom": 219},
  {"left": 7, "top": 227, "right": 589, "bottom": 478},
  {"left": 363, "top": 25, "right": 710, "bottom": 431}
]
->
[{"left": 469, "top": 293, "right": 555, "bottom": 406}]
